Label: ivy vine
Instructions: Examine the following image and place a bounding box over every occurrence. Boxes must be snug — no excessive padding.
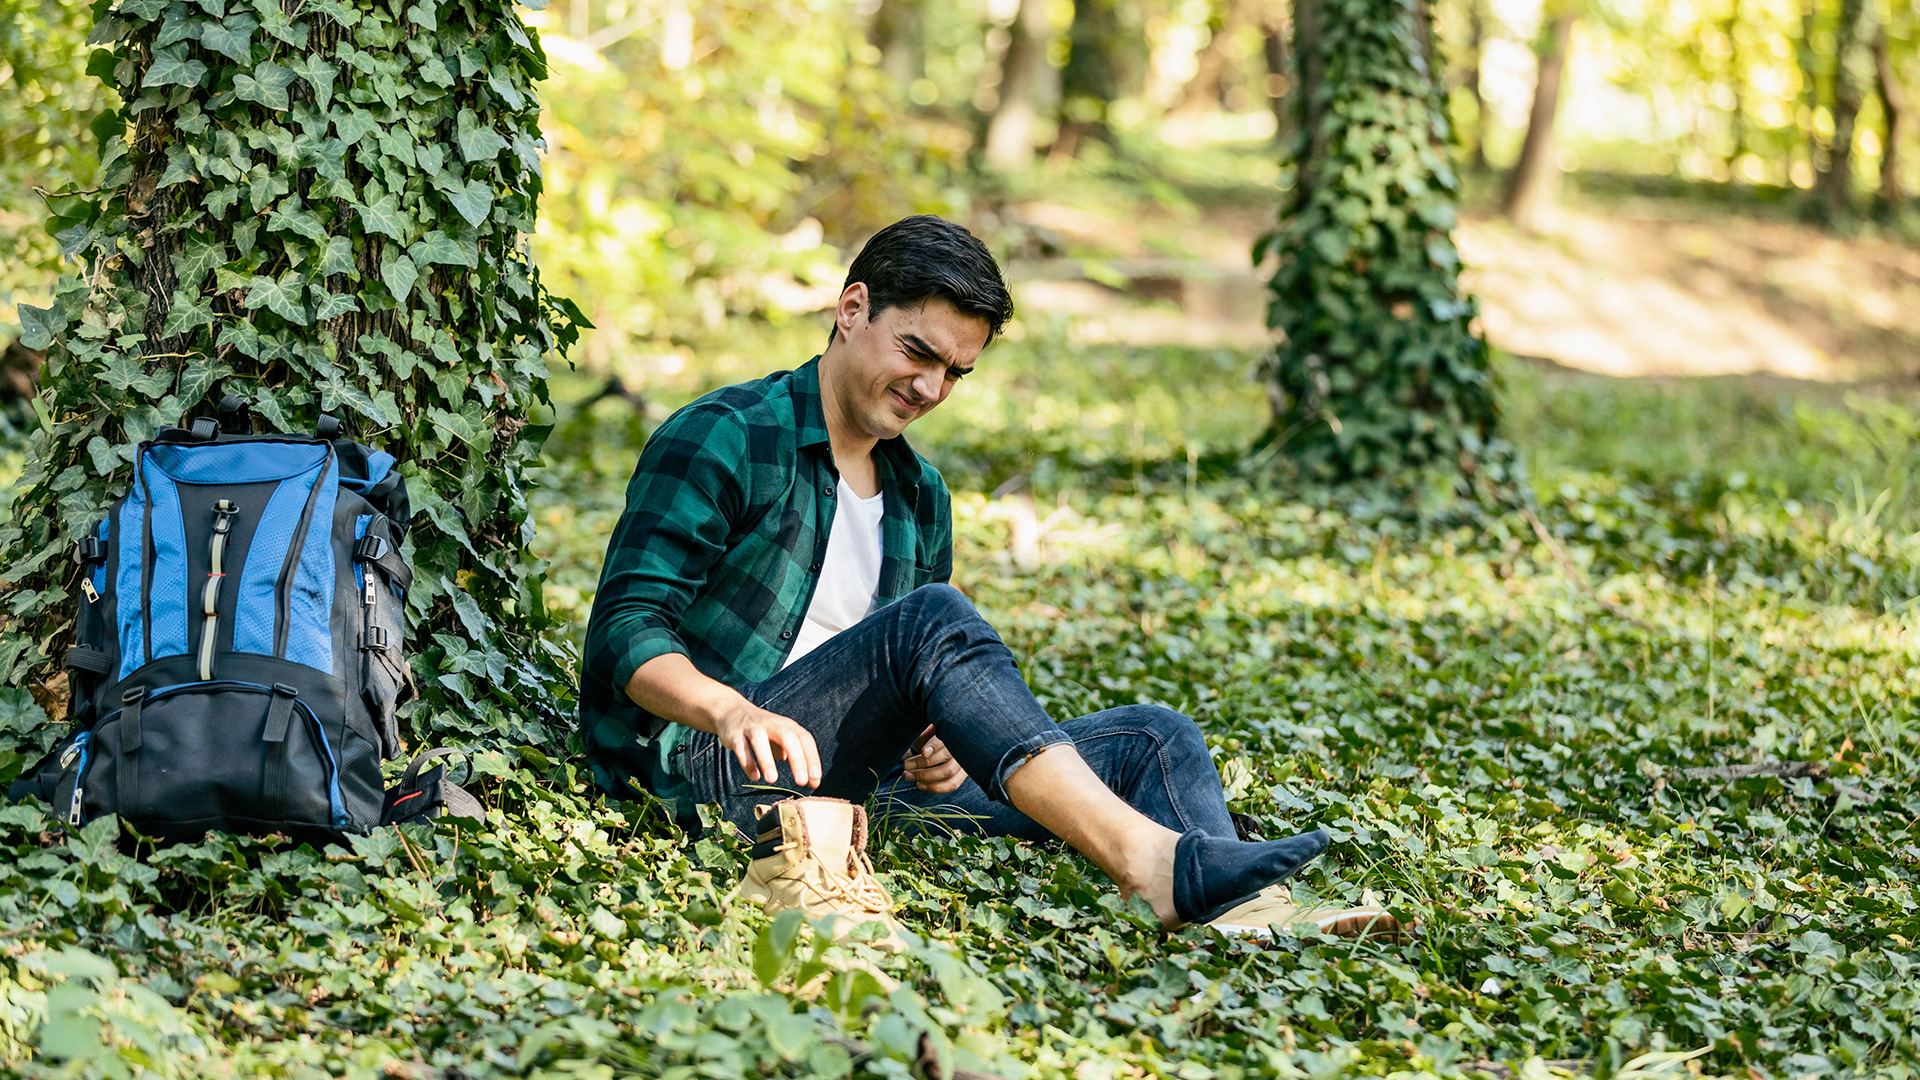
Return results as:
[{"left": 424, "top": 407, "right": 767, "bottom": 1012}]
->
[
  {"left": 1257, "top": 0, "right": 1501, "bottom": 480},
  {"left": 1, "top": 0, "right": 584, "bottom": 754}
]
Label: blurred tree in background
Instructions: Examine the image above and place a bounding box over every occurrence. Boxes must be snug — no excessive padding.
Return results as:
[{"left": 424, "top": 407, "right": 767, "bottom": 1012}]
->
[{"left": 0, "top": 0, "right": 115, "bottom": 383}]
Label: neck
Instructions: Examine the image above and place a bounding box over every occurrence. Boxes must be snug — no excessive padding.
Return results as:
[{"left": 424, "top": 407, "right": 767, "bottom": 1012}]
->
[{"left": 816, "top": 345, "right": 879, "bottom": 467}]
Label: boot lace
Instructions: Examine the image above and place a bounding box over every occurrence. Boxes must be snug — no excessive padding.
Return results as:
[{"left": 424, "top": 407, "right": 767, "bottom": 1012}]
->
[{"left": 806, "top": 850, "right": 893, "bottom": 916}]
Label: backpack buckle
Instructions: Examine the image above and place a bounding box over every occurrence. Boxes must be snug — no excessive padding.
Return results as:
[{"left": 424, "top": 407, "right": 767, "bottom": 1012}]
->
[
  {"left": 74, "top": 535, "right": 109, "bottom": 566},
  {"left": 353, "top": 535, "right": 388, "bottom": 561},
  {"left": 360, "top": 626, "right": 389, "bottom": 652}
]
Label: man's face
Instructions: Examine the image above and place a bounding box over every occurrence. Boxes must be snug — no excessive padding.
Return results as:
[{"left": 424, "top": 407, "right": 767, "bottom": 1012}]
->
[{"left": 828, "top": 286, "right": 990, "bottom": 441}]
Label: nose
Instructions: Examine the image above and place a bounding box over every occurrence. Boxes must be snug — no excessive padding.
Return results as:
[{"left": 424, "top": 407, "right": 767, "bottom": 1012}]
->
[{"left": 908, "top": 367, "right": 941, "bottom": 405}]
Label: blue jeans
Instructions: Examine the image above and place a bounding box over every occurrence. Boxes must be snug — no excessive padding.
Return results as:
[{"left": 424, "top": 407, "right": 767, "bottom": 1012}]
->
[{"left": 677, "top": 584, "right": 1238, "bottom": 842}]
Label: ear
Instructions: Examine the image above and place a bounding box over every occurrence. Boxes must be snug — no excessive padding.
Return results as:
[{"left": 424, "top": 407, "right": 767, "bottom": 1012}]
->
[{"left": 835, "top": 282, "right": 870, "bottom": 339}]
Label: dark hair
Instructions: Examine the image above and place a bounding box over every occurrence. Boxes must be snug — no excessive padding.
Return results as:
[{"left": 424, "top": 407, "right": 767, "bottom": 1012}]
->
[{"left": 834, "top": 215, "right": 1014, "bottom": 345}]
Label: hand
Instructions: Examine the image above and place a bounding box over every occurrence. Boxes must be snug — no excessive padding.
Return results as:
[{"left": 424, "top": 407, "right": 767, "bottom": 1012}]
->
[
  {"left": 714, "top": 703, "right": 822, "bottom": 789},
  {"left": 902, "top": 724, "right": 967, "bottom": 794}
]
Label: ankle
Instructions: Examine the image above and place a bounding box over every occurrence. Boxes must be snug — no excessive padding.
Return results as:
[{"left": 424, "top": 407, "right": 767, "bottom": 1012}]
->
[{"left": 1113, "top": 823, "right": 1180, "bottom": 906}]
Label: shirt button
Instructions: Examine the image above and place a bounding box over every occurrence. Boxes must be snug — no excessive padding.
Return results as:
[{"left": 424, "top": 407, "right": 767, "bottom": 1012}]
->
[
  {"left": 809, "top": 563, "right": 822, "bottom": 572},
  {"left": 822, "top": 485, "right": 834, "bottom": 497},
  {"left": 780, "top": 630, "right": 793, "bottom": 640}
]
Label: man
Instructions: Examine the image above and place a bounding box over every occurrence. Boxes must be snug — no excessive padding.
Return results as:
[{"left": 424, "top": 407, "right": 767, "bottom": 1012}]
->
[{"left": 581, "top": 216, "right": 1396, "bottom": 940}]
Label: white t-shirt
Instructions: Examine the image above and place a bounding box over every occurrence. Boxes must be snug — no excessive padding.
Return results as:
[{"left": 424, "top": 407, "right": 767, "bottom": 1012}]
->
[{"left": 783, "top": 477, "right": 886, "bottom": 667}]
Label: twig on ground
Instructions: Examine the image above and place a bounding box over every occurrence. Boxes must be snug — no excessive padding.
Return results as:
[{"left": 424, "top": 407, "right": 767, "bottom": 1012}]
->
[
  {"left": 1517, "top": 505, "right": 1652, "bottom": 631},
  {"left": 1680, "top": 761, "right": 1828, "bottom": 781}
]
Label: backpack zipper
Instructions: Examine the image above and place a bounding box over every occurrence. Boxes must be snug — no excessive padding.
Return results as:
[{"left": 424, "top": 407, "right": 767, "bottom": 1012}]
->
[
  {"left": 62, "top": 732, "right": 93, "bottom": 826},
  {"left": 199, "top": 500, "right": 238, "bottom": 681}
]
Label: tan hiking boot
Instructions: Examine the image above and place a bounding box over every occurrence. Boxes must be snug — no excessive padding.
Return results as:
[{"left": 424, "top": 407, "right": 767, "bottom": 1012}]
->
[
  {"left": 733, "top": 797, "right": 906, "bottom": 953},
  {"left": 1207, "top": 884, "right": 1406, "bottom": 942}
]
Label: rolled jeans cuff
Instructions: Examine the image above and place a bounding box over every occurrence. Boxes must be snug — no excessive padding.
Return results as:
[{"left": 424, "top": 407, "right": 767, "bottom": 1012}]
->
[{"left": 984, "top": 727, "right": 1075, "bottom": 804}]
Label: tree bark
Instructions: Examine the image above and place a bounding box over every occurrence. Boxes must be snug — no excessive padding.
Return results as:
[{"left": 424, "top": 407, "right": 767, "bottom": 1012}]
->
[
  {"left": 1502, "top": 5, "right": 1578, "bottom": 232},
  {"left": 1259, "top": 0, "right": 1290, "bottom": 144},
  {"left": 1466, "top": 0, "right": 1489, "bottom": 172},
  {"left": 1822, "top": 0, "right": 1875, "bottom": 220},
  {"left": 985, "top": 0, "right": 1054, "bottom": 172},
  {"left": 1797, "top": 0, "right": 1828, "bottom": 190},
  {"left": 871, "top": 0, "right": 923, "bottom": 88},
  {"left": 1291, "top": 0, "right": 1326, "bottom": 197},
  {"left": 1168, "top": 0, "right": 1256, "bottom": 127},
  {"left": 1873, "top": 24, "right": 1905, "bottom": 212}
]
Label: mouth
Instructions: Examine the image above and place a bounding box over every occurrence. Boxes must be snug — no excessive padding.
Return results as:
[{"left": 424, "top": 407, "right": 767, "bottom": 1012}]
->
[{"left": 887, "top": 388, "right": 921, "bottom": 416}]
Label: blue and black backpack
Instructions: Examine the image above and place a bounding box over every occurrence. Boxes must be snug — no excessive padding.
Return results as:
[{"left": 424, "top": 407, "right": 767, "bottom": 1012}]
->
[{"left": 9, "top": 396, "right": 433, "bottom": 839}]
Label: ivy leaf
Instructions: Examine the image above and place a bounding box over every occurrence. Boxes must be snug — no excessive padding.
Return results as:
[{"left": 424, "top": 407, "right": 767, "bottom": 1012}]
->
[
  {"left": 169, "top": 231, "right": 228, "bottom": 290},
  {"left": 320, "top": 235, "right": 354, "bottom": 277},
  {"left": 154, "top": 4, "right": 201, "bottom": 48},
  {"left": 455, "top": 109, "right": 508, "bottom": 164},
  {"left": 405, "top": 0, "right": 436, "bottom": 30},
  {"left": 333, "top": 108, "right": 377, "bottom": 147},
  {"left": 246, "top": 163, "right": 290, "bottom": 212},
  {"left": 409, "top": 230, "right": 475, "bottom": 269},
  {"left": 265, "top": 197, "right": 326, "bottom": 243},
  {"left": 320, "top": 373, "right": 395, "bottom": 425},
  {"left": 486, "top": 73, "right": 523, "bottom": 110},
  {"left": 217, "top": 319, "right": 260, "bottom": 358},
  {"left": 142, "top": 43, "right": 207, "bottom": 89},
  {"left": 203, "top": 184, "right": 242, "bottom": 218},
  {"left": 86, "top": 437, "right": 121, "bottom": 477},
  {"left": 232, "top": 60, "right": 297, "bottom": 110},
  {"left": 377, "top": 126, "right": 418, "bottom": 169},
  {"left": 380, "top": 249, "right": 419, "bottom": 302},
  {"left": 355, "top": 194, "right": 409, "bottom": 241},
  {"left": 198, "top": 11, "right": 256, "bottom": 63},
  {"left": 245, "top": 271, "right": 312, "bottom": 324},
  {"left": 190, "top": 0, "right": 225, "bottom": 16},
  {"left": 285, "top": 53, "right": 337, "bottom": 111},
  {"left": 121, "top": 0, "right": 171, "bottom": 18},
  {"left": 162, "top": 289, "right": 216, "bottom": 336},
  {"left": 16, "top": 303, "right": 61, "bottom": 350},
  {"left": 418, "top": 53, "right": 454, "bottom": 87},
  {"left": 415, "top": 142, "right": 444, "bottom": 176},
  {"left": 310, "top": 288, "right": 359, "bottom": 321},
  {"left": 158, "top": 143, "right": 197, "bottom": 188},
  {"left": 439, "top": 175, "right": 493, "bottom": 227}
]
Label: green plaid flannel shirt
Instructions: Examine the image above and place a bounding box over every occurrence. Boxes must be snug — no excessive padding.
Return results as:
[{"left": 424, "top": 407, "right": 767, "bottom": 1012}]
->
[{"left": 579, "top": 358, "right": 953, "bottom": 813}]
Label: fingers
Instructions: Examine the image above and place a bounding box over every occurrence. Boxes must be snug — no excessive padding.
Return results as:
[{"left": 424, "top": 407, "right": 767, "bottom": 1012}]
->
[
  {"left": 725, "top": 709, "right": 821, "bottom": 789},
  {"left": 749, "top": 728, "right": 778, "bottom": 786},
  {"left": 772, "top": 722, "right": 819, "bottom": 789}
]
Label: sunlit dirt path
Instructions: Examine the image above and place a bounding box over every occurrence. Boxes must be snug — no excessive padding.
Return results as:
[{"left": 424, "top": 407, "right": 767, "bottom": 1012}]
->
[{"left": 1001, "top": 198, "right": 1920, "bottom": 383}]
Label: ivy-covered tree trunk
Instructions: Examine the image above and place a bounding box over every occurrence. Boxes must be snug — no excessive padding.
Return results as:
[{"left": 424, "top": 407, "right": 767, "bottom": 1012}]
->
[
  {"left": 2, "top": 0, "right": 582, "bottom": 753},
  {"left": 1255, "top": 0, "right": 1497, "bottom": 479}
]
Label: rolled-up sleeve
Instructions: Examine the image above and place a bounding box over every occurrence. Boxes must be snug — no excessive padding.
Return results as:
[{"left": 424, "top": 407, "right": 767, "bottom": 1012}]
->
[{"left": 583, "top": 405, "right": 750, "bottom": 701}]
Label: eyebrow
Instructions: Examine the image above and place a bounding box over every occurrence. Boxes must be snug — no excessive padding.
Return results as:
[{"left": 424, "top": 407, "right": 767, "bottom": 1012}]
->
[{"left": 899, "top": 332, "right": 972, "bottom": 376}]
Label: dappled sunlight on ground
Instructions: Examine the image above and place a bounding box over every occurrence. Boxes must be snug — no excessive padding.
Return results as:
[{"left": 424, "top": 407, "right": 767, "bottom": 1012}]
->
[
  {"left": 1460, "top": 209, "right": 1920, "bottom": 381},
  {"left": 995, "top": 194, "right": 1920, "bottom": 383}
]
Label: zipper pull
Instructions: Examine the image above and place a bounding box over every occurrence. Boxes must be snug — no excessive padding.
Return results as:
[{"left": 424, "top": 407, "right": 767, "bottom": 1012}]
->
[
  {"left": 67, "top": 784, "right": 84, "bottom": 825},
  {"left": 60, "top": 741, "right": 82, "bottom": 769},
  {"left": 81, "top": 578, "right": 99, "bottom": 603},
  {"left": 365, "top": 571, "right": 377, "bottom": 605}
]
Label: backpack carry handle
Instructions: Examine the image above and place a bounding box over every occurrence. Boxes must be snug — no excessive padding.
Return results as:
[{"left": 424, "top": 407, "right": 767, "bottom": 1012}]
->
[{"left": 216, "top": 394, "right": 253, "bottom": 434}]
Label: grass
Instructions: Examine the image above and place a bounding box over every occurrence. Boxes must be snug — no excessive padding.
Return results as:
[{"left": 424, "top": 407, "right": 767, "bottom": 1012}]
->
[{"left": 2, "top": 334, "right": 1918, "bottom": 1079}]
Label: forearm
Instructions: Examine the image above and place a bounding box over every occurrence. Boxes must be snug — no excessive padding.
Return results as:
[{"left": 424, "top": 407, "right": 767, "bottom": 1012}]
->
[{"left": 623, "top": 652, "right": 751, "bottom": 736}]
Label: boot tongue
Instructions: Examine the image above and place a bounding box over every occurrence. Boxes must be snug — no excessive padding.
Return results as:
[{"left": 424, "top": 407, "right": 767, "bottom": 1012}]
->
[{"left": 798, "top": 799, "right": 857, "bottom": 871}]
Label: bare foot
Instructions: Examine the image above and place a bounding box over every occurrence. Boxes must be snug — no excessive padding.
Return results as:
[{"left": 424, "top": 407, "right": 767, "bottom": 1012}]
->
[{"left": 1115, "top": 823, "right": 1183, "bottom": 927}]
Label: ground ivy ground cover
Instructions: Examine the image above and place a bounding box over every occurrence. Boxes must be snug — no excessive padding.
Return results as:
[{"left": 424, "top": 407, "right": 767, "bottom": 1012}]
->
[{"left": 2, "top": 346, "right": 1917, "bottom": 1078}]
